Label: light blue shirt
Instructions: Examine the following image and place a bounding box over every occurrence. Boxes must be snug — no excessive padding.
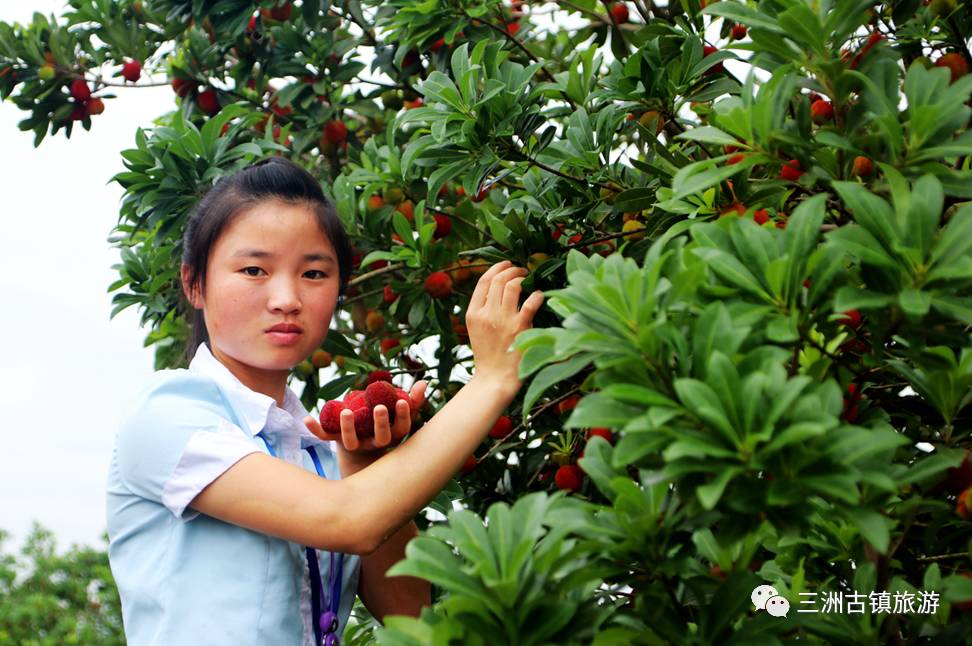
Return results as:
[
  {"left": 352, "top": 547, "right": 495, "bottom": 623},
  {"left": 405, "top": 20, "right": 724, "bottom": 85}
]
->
[{"left": 106, "top": 343, "right": 360, "bottom": 645}]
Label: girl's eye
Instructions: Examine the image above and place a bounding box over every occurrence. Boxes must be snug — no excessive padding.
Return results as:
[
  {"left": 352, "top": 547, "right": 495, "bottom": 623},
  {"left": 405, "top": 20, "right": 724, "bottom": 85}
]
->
[
  {"left": 305, "top": 270, "right": 328, "bottom": 279},
  {"left": 242, "top": 266, "right": 265, "bottom": 277}
]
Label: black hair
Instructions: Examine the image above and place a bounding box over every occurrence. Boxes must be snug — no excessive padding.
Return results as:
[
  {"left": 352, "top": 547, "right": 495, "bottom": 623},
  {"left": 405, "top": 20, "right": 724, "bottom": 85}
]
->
[{"left": 180, "top": 157, "right": 353, "bottom": 363}]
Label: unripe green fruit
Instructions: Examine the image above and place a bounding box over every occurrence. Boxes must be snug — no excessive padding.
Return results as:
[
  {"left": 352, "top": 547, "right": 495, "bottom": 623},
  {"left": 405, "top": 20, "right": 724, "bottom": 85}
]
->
[
  {"left": 383, "top": 187, "right": 405, "bottom": 204},
  {"left": 38, "top": 64, "right": 55, "bottom": 80},
  {"left": 296, "top": 361, "right": 314, "bottom": 378},
  {"left": 381, "top": 90, "right": 403, "bottom": 111},
  {"left": 929, "top": 0, "right": 957, "bottom": 18},
  {"left": 912, "top": 56, "right": 934, "bottom": 70}
]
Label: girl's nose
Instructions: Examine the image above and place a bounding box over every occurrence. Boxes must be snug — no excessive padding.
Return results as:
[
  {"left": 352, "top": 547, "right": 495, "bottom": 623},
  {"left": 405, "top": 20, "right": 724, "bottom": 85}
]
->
[{"left": 267, "top": 277, "right": 301, "bottom": 312}]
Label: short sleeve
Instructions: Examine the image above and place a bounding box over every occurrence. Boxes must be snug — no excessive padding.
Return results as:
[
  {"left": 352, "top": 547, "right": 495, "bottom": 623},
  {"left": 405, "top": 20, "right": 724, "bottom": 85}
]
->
[{"left": 116, "top": 372, "right": 262, "bottom": 519}]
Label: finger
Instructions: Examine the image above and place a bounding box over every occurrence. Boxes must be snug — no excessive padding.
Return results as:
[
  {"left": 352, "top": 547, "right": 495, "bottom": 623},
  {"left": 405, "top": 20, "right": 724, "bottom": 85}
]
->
[
  {"left": 304, "top": 415, "right": 329, "bottom": 441},
  {"left": 516, "top": 290, "right": 545, "bottom": 330},
  {"left": 391, "top": 399, "right": 411, "bottom": 442},
  {"left": 408, "top": 380, "right": 428, "bottom": 410},
  {"left": 486, "top": 266, "right": 527, "bottom": 314},
  {"left": 340, "top": 409, "right": 360, "bottom": 451},
  {"left": 372, "top": 405, "right": 392, "bottom": 448},
  {"left": 469, "top": 260, "right": 512, "bottom": 311},
  {"left": 502, "top": 276, "right": 525, "bottom": 313}
]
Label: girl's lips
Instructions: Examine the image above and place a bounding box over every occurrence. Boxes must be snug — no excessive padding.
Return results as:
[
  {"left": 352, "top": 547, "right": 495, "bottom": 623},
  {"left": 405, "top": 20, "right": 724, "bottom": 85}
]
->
[{"left": 266, "top": 330, "right": 302, "bottom": 345}]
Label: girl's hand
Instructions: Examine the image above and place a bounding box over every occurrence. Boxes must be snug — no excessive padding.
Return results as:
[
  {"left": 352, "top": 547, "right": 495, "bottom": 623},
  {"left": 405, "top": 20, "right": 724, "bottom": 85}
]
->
[
  {"left": 303, "top": 380, "right": 428, "bottom": 453},
  {"left": 466, "top": 260, "right": 545, "bottom": 392}
]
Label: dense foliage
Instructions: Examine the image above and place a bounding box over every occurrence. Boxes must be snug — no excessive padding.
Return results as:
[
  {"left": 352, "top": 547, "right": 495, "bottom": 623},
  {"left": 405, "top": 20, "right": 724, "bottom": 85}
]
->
[
  {"left": 3, "top": 0, "right": 972, "bottom": 642},
  {"left": 0, "top": 526, "right": 123, "bottom": 645}
]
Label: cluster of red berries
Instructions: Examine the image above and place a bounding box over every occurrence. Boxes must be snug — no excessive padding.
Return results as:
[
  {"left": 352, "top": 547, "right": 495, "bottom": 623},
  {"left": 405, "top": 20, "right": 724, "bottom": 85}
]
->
[
  {"left": 67, "top": 77, "right": 104, "bottom": 120},
  {"left": 319, "top": 380, "right": 412, "bottom": 436}
]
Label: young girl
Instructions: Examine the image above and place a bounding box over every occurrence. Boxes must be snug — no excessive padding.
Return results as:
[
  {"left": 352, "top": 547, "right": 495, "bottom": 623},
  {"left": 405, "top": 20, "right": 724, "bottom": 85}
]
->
[{"left": 105, "top": 157, "right": 544, "bottom": 645}]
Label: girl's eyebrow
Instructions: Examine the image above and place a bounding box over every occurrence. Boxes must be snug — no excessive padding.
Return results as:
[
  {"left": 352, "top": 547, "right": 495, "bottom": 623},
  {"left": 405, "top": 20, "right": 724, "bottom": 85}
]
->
[{"left": 233, "top": 249, "right": 336, "bottom": 264}]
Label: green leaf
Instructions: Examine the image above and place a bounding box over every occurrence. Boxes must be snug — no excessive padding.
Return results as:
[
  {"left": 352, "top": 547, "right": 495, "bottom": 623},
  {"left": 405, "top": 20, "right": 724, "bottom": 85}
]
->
[
  {"left": 317, "top": 374, "right": 358, "bottom": 401},
  {"left": 675, "top": 126, "right": 743, "bottom": 147},
  {"left": 387, "top": 537, "right": 502, "bottom": 614},
  {"left": 696, "top": 468, "right": 742, "bottom": 510},
  {"left": 832, "top": 287, "right": 895, "bottom": 311},
  {"left": 832, "top": 182, "right": 900, "bottom": 252},
  {"left": 899, "top": 288, "right": 932, "bottom": 318},
  {"left": 671, "top": 154, "right": 763, "bottom": 200},
  {"left": 896, "top": 447, "right": 966, "bottom": 486},
  {"left": 826, "top": 225, "right": 899, "bottom": 269},
  {"left": 521, "top": 353, "right": 592, "bottom": 421},
  {"left": 674, "top": 379, "right": 738, "bottom": 447}
]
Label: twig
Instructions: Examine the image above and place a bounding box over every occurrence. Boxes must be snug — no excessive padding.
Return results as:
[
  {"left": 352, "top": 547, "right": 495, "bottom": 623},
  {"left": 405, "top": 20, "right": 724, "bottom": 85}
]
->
[
  {"left": 556, "top": 0, "right": 608, "bottom": 24},
  {"left": 915, "top": 552, "right": 971, "bottom": 563}
]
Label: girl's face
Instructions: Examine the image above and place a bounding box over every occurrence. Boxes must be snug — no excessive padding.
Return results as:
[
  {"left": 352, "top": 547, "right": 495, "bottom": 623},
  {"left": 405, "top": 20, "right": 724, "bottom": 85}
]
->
[{"left": 183, "top": 199, "right": 340, "bottom": 389}]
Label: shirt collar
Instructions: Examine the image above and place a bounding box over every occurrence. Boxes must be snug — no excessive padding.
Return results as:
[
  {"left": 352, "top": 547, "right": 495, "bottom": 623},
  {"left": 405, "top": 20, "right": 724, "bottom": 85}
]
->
[
  {"left": 187, "top": 343, "right": 333, "bottom": 451},
  {"left": 188, "top": 342, "right": 289, "bottom": 437}
]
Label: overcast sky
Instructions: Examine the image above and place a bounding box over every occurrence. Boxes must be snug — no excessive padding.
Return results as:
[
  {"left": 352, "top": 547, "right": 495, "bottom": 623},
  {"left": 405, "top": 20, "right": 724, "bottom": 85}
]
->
[{"left": 1, "top": 1, "right": 161, "bottom": 551}]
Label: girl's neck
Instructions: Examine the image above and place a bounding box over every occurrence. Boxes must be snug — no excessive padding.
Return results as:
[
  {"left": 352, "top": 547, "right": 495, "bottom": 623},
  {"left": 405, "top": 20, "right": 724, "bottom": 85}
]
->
[{"left": 208, "top": 343, "right": 290, "bottom": 408}]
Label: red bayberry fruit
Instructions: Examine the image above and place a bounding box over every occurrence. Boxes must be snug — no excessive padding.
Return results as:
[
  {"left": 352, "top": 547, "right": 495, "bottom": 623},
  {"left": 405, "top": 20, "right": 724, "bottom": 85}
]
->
[
  {"left": 779, "top": 159, "right": 803, "bottom": 181},
  {"left": 380, "top": 338, "right": 400, "bottom": 355},
  {"left": 506, "top": 21, "right": 521, "bottom": 36},
  {"left": 810, "top": 99, "right": 834, "bottom": 124},
  {"left": 939, "top": 451, "right": 972, "bottom": 495},
  {"left": 587, "top": 427, "right": 614, "bottom": 444},
  {"left": 702, "top": 45, "right": 724, "bottom": 74},
  {"left": 955, "top": 572, "right": 972, "bottom": 612},
  {"left": 365, "top": 381, "right": 400, "bottom": 422},
  {"left": 319, "top": 400, "right": 346, "bottom": 435},
  {"left": 70, "top": 78, "right": 91, "bottom": 102},
  {"left": 270, "top": 1, "right": 293, "bottom": 21},
  {"left": 851, "top": 156, "right": 875, "bottom": 177},
  {"left": 366, "top": 370, "right": 393, "bottom": 385},
  {"left": 731, "top": 24, "right": 747, "bottom": 40},
  {"left": 396, "top": 200, "right": 414, "bottom": 221},
  {"left": 121, "top": 59, "right": 141, "bottom": 83},
  {"left": 70, "top": 103, "right": 87, "bottom": 121},
  {"left": 196, "top": 88, "right": 220, "bottom": 115},
  {"left": 351, "top": 405, "right": 374, "bottom": 436},
  {"left": 323, "top": 120, "right": 348, "bottom": 144},
  {"left": 555, "top": 465, "right": 584, "bottom": 492},
  {"left": 247, "top": 14, "right": 258, "bottom": 33},
  {"left": 557, "top": 394, "right": 581, "bottom": 415},
  {"left": 367, "top": 195, "right": 385, "bottom": 212},
  {"left": 433, "top": 214, "right": 452, "bottom": 238},
  {"left": 610, "top": 4, "right": 629, "bottom": 23},
  {"left": 87, "top": 97, "right": 105, "bottom": 115},
  {"left": 838, "top": 309, "right": 862, "bottom": 328},
  {"left": 471, "top": 185, "right": 491, "bottom": 202},
  {"left": 958, "top": 488, "right": 972, "bottom": 521},
  {"left": 935, "top": 52, "right": 969, "bottom": 83},
  {"left": 720, "top": 203, "right": 747, "bottom": 217},
  {"left": 842, "top": 383, "right": 862, "bottom": 422},
  {"left": 383, "top": 284, "right": 398, "bottom": 304},
  {"left": 460, "top": 455, "right": 478, "bottom": 475},
  {"left": 424, "top": 271, "right": 453, "bottom": 298},
  {"left": 429, "top": 37, "right": 446, "bottom": 53},
  {"left": 753, "top": 208, "right": 770, "bottom": 225},
  {"left": 489, "top": 415, "right": 514, "bottom": 439},
  {"left": 850, "top": 32, "right": 884, "bottom": 69},
  {"left": 726, "top": 153, "right": 746, "bottom": 165}
]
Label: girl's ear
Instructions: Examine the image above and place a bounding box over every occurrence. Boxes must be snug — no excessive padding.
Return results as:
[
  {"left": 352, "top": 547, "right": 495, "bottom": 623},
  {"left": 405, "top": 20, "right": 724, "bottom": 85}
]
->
[{"left": 180, "top": 264, "right": 203, "bottom": 309}]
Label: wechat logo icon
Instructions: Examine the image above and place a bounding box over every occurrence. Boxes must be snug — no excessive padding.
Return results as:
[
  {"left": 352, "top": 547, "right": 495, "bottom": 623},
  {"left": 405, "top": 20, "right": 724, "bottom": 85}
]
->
[{"left": 752, "top": 584, "right": 789, "bottom": 618}]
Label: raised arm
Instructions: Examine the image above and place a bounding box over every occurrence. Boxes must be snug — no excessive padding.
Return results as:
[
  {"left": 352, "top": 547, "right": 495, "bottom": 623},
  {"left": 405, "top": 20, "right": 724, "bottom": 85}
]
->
[{"left": 190, "top": 261, "right": 543, "bottom": 554}]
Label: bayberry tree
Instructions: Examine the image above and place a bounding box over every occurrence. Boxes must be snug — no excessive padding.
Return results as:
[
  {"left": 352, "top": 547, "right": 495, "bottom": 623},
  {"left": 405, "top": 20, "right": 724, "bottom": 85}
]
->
[{"left": 3, "top": 0, "right": 972, "bottom": 642}]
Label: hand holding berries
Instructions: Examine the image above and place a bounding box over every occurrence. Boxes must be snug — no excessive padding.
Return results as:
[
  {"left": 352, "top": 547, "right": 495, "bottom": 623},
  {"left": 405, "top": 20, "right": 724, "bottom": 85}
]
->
[{"left": 304, "top": 380, "right": 428, "bottom": 453}]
